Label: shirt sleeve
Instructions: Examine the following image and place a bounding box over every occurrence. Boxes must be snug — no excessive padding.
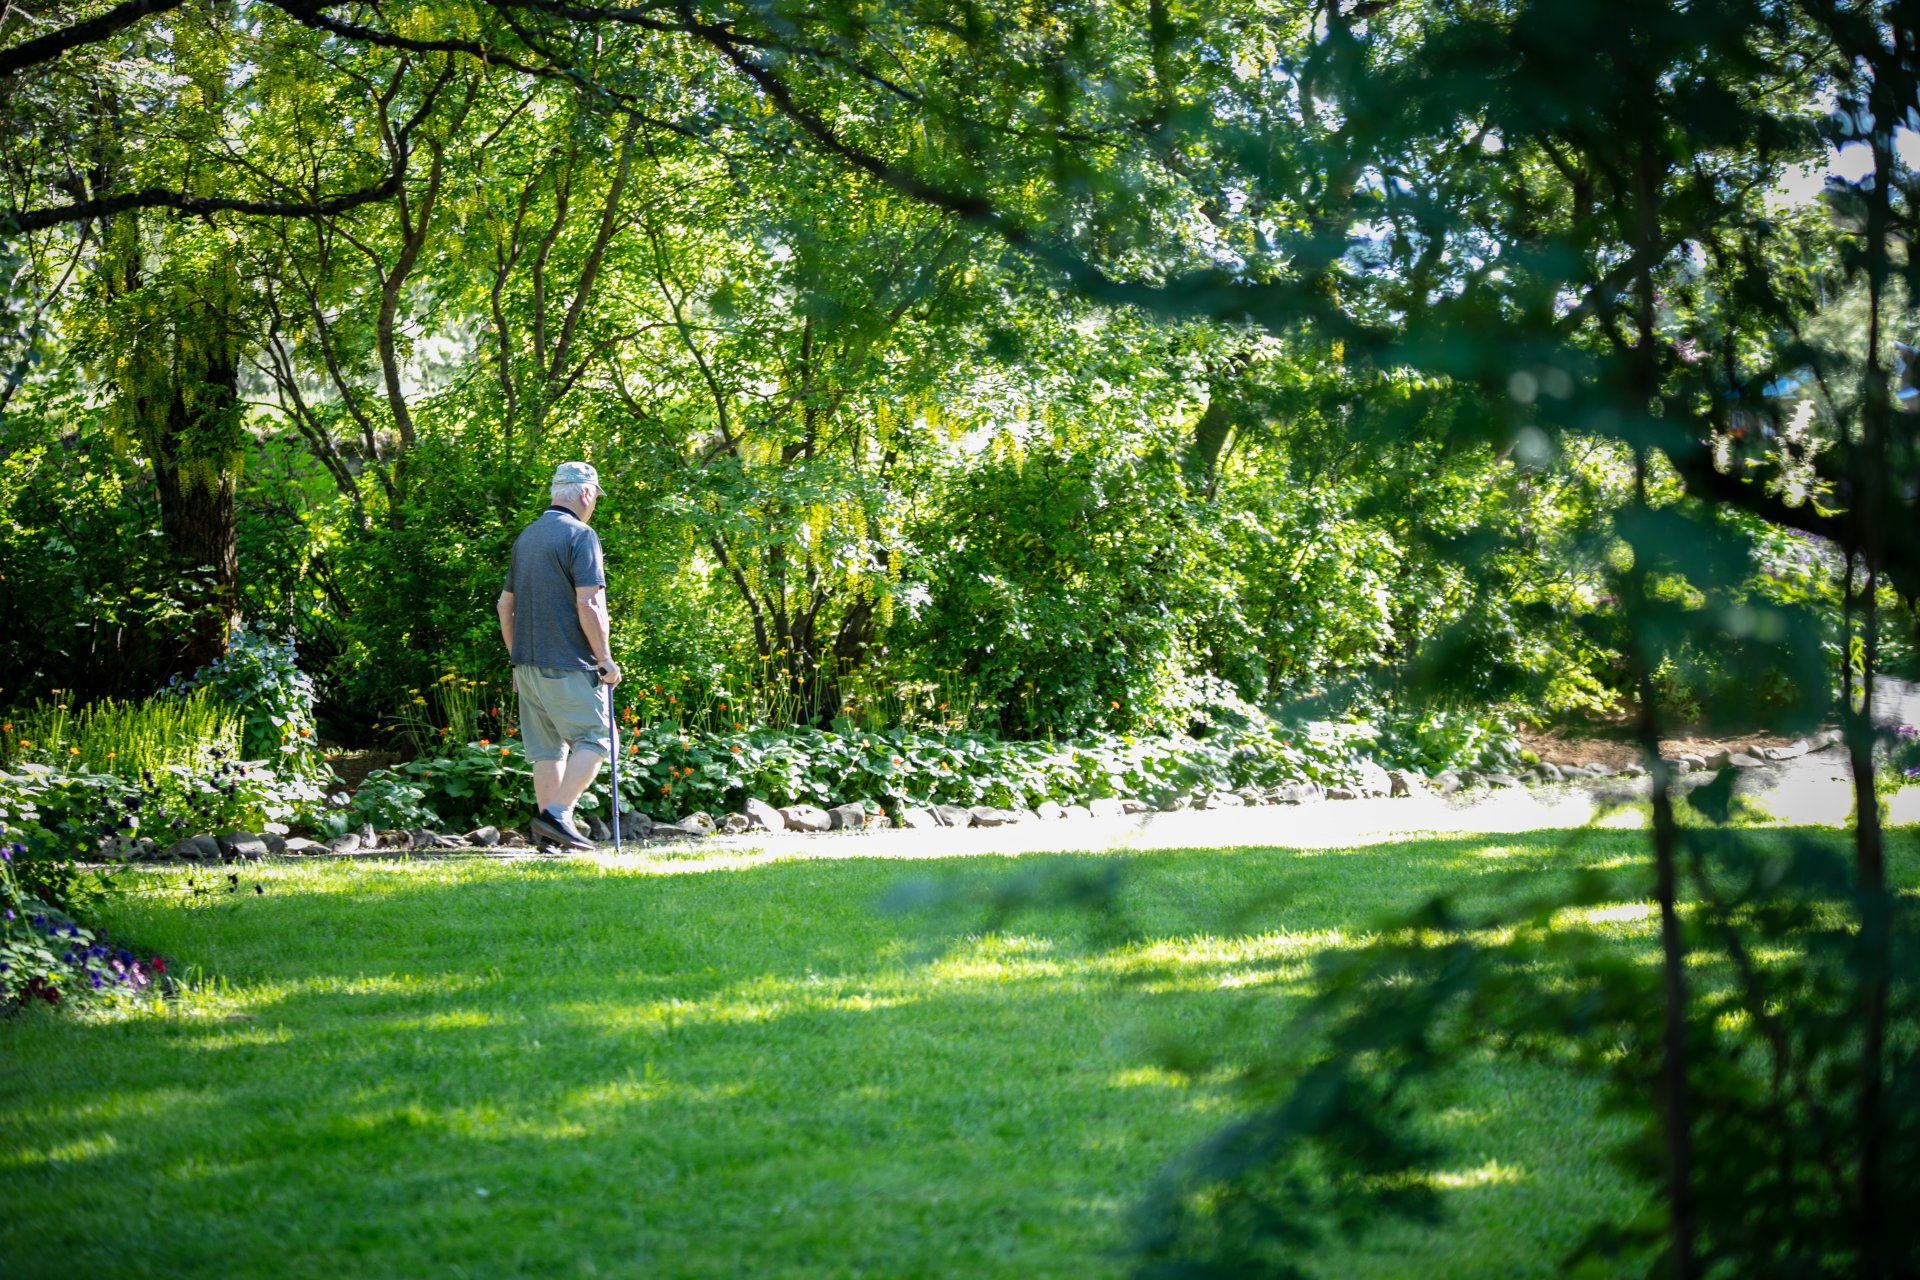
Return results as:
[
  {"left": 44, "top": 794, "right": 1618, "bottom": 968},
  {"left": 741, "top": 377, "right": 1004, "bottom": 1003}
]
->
[{"left": 573, "top": 528, "right": 606, "bottom": 589}]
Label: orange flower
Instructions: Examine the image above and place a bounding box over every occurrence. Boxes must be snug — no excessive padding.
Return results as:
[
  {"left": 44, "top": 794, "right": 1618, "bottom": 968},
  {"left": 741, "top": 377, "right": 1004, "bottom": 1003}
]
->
[
  {"left": 628, "top": 744, "right": 638, "bottom": 754},
  {"left": 298, "top": 727, "right": 310, "bottom": 737},
  {"left": 719, "top": 703, "right": 728, "bottom": 712},
  {"left": 891, "top": 756, "right": 902, "bottom": 765},
  {"left": 1, "top": 723, "right": 11, "bottom": 731},
  {"left": 730, "top": 745, "right": 741, "bottom": 754},
  {"left": 734, "top": 722, "right": 742, "bottom": 730},
  {"left": 1111, "top": 700, "right": 1120, "bottom": 710},
  {"left": 479, "top": 738, "right": 491, "bottom": 746},
  {"left": 499, "top": 748, "right": 509, "bottom": 757},
  {"left": 68, "top": 746, "right": 79, "bottom": 756}
]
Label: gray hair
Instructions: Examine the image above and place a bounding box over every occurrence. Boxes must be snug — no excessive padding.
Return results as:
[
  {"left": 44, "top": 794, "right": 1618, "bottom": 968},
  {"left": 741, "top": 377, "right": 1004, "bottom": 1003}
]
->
[{"left": 551, "top": 481, "right": 597, "bottom": 506}]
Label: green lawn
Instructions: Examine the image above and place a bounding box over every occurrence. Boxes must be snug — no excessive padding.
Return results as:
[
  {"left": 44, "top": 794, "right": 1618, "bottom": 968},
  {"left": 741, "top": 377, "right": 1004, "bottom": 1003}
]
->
[{"left": 5, "top": 829, "right": 1896, "bottom": 1279}]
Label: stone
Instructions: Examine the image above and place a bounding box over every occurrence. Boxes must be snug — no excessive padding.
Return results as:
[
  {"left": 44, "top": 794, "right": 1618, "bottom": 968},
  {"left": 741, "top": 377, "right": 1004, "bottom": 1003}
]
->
[
  {"left": 1429, "top": 771, "right": 1463, "bottom": 795},
  {"left": 133, "top": 837, "right": 159, "bottom": 861},
  {"left": 1158, "top": 795, "right": 1189, "bottom": 812},
  {"left": 581, "top": 812, "right": 611, "bottom": 841},
  {"left": 1202, "top": 791, "right": 1244, "bottom": 809},
  {"left": 1355, "top": 760, "right": 1394, "bottom": 797},
  {"left": 827, "top": 803, "right": 868, "bottom": 831},
  {"left": 1087, "top": 798, "right": 1127, "bottom": 819},
  {"left": 897, "top": 806, "right": 940, "bottom": 830},
  {"left": 162, "top": 836, "right": 198, "bottom": 862},
  {"left": 497, "top": 829, "right": 530, "bottom": 848},
  {"left": 781, "top": 805, "right": 831, "bottom": 832},
  {"left": 610, "top": 812, "right": 652, "bottom": 842},
  {"left": 1485, "top": 773, "right": 1522, "bottom": 788},
  {"left": 1298, "top": 781, "right": 1325, "bottom": 802},
  {"left": 678, "top": 811, "right": 717, "bottom": 836},
  {"left": 325, "top": 833, "right": 362, "bottom": 855},
  {"left": 1119, "top": 799, "right": 1151, "bottom": 815},
  {"left": 742, "top": 797, "right": 783, "bottom": 831},
  {"left": 1726, "top": 753, "right": 1767, "bottom": 769},
  {"left": 1267, "top": 783, "right": 1307, "bottom": 804},
  {"left": 968, "top": 805, "right": 1018, "bottom": 827},
  {"left": 1235, "top": 787, "right": 1266, "bottom": 805},
  {"left": 1459, "top": 771, "right": 1484, "bottom": 788},
  {"left": 1387, "top": 769, "right": 1427, "bottom": 797},
  {"left": 1678, "top": 753, "right": 1708, "bottom": 771},
  {"left": 261, "top": 832, "right": 288, "bottom": 856},
  {"left": 649, "top": 823, "right": 694, "bottom": 840},
  {"left": 1034, "top": 800, "right": 1066, "bottom": 821},
  {"left": 1326, "top": 785, "right": 1360, "bottom": 800},
  {"left": 1531, "top": 762, "right": 1564, "bottom": 783},
  {"left": 358, "top": 822, "right": 377, "bottom": 845},
  {"left": 1579, "top": 761, "right": 1610, "bottom": 776},
  {"left": 216, "top": 831, "right": 269, "bottom": 861},
  {"left": 1062, "top": 804, "right": 1092, "bottom": 821},
  {"left": 1758, "top": 741, "right": 1810, "bottom": 761},
  {"left": 1705, "top": 748, "right": 1734, "bottom": 769},
  {"left": 1618, "top": 763, "right": 1647, "bottom": 778},
  {"left": 283, "top": 837, "right": 325, "bottom": 855},
  {"left": 720, "top": 812, "right": 752, "bottom": 834},
  {"left": 466, "top": 825, "right": 502, "bottom": 848},
  {"left": 932, "top": 804, "right": 974, "bottom": 828}
]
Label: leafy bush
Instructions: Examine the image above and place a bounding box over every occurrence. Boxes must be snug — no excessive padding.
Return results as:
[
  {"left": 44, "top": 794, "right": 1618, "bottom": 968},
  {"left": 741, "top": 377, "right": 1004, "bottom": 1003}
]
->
[
  {"left": 168, "top": 625, "right": 323, "bottom": 770},
  {"left": 1356, "top": 706, "right": 1522, "bottom": 776},
  {"left": 341, "top": 740, "right": 533, "bottom": 832}
]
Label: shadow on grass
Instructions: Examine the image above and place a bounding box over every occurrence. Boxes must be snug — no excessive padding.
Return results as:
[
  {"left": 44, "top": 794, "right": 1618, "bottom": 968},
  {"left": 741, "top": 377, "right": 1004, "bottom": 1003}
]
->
[{"left": 0, "top": 830, "right": 1686, "bottom": 1280}]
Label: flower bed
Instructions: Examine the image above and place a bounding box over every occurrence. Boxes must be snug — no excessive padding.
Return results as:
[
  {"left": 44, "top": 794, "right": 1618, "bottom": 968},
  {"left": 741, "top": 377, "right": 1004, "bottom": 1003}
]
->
[{"left": 341, "top": 710, "right": 1520, "bottom": 834}]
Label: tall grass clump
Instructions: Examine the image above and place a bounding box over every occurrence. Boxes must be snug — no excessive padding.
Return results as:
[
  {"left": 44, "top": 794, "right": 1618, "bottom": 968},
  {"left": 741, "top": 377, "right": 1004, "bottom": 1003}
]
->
[{"left": 0, "top": 689, "right": 242, "bottom": 777}]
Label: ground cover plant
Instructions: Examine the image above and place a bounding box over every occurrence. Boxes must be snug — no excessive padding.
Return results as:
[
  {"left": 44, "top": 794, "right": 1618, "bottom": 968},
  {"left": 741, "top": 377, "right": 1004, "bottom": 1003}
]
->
[{"left": 0, "top": 827, "right": 1907, "bottom": 1279}]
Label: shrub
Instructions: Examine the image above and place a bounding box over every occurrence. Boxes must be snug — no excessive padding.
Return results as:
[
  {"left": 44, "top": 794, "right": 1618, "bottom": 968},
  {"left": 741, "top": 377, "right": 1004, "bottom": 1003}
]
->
[{"left": 168, "top": 624, "right": 323, "bottom": 770}]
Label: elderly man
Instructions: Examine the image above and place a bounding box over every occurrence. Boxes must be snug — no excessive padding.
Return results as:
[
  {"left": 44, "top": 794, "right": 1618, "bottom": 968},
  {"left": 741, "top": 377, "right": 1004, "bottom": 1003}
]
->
[{"left": 496, "top": 461, "right": 622, "bottom": 850}]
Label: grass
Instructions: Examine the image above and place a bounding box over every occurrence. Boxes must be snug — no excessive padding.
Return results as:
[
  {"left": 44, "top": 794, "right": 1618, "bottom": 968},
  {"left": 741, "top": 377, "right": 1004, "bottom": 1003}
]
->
[{"left": 2, "top": 828, "right": 1906, "bottom": 1278}]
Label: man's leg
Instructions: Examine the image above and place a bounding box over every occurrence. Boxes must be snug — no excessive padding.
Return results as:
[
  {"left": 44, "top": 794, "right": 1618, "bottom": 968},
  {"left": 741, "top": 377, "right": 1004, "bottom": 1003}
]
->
[
  {"left": 550, "top": 749, "right": 605, "bottom": 823},
  {"left": 531, "top": 754, "right": 567, "bottom": 814}
]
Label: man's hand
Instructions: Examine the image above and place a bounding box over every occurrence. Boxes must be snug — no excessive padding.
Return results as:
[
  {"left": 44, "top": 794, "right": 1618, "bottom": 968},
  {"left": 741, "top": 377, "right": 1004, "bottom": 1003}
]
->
[{"left": 598, "top": 662, "right": 623, "bottom": 687}]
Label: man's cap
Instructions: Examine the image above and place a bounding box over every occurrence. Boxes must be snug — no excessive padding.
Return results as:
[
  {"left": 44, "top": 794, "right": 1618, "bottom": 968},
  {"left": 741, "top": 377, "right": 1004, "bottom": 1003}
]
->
[{"left": 552, "top": 461, "right": 600, "bottom": 488}]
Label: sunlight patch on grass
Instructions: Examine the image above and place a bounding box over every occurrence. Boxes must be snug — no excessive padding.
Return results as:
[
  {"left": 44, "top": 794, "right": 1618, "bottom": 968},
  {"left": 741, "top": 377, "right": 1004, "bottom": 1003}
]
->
[
  {"left": 1554, "top": 901, "right": 1657, "bottom": 929},
  {"left": 1108, "top": 1065, "right": 1193, "bottom": 1090},
  {"left": 1428, "top": 1160, "right": 1526, "bottom": 1190},
  {"left": 1, "top": 1133, "right": 121, "bottom": 1168}
]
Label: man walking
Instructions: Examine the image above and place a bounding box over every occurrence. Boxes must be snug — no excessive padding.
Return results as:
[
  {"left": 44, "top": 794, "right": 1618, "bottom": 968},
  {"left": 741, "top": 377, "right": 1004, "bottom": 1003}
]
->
[{"left": 497, "top": 461, "right": 621, "bottom": 849}]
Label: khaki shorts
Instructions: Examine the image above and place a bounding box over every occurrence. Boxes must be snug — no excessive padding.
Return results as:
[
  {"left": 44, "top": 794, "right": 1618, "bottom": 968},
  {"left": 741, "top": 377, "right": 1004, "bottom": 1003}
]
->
[{"left": 513, "top": 667, "right": 610, "bottom": 762}]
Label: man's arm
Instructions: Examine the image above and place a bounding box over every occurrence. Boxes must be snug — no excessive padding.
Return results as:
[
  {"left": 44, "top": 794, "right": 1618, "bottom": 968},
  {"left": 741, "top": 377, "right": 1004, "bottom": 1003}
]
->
[
  {"left": 575, "top": 584, "right": 621, "bottom": 684},
  {"left": 496, "top": 590, "right": 515, "bottom": 656}
]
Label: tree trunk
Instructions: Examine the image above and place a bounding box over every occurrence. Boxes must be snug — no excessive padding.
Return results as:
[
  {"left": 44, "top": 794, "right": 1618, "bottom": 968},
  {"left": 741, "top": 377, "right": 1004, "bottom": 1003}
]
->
[{"left": 151, "top": 349, "right": 242, "bottom": 674}]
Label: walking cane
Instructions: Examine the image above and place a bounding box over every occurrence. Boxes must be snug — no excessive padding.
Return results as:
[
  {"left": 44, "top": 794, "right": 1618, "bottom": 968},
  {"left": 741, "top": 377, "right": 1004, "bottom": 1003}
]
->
[{"left": 606, "top": 676, "right": 622, "bottom": 854}]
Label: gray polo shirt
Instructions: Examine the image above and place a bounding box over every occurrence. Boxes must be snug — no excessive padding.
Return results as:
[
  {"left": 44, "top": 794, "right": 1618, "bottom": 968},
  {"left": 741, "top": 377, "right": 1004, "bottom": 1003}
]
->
[{"left": 504, "top": 506, "right": 605, "bottom": 672}]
